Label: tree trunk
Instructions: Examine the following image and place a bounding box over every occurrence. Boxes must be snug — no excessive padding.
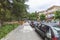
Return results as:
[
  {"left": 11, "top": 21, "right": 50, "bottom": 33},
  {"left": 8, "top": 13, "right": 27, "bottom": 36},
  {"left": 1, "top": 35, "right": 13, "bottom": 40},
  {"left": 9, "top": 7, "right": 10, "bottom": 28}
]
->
[
  {"left": 0, "top": 21, "right": 1, "bottom": 27},
  {"left": 0, "top": 20, "right": 4, "bottom": 27},
  {"left": 0, "top": 20, "right": 2, "bottom": 27}
]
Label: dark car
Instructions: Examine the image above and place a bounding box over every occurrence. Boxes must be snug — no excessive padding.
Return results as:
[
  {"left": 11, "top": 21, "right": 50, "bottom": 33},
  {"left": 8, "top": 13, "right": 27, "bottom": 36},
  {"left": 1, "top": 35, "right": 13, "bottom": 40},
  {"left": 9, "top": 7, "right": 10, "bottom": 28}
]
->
[
  {"left": 35, "top": 22, "right": 60, "bottom": 40},
  {"left": 30, "top": 21, "right": 34, "bottom": 27},
  {"left": 30, "top": 21, "right": 39, "bottom": 28}
]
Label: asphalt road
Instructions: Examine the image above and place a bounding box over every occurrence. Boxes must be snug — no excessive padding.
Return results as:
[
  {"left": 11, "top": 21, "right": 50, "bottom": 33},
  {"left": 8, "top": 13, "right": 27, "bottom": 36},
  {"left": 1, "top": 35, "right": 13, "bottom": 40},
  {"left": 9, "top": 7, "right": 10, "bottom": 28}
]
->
[{"left": 1, "top": 22, "right": 42, "bottom": 40}]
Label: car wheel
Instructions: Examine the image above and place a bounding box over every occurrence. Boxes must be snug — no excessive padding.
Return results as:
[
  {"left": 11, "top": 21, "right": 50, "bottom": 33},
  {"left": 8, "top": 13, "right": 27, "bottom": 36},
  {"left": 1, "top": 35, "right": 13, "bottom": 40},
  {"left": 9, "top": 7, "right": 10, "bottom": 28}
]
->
[{"left": 44, "top": 37, "right": 48, "bottom": 40}]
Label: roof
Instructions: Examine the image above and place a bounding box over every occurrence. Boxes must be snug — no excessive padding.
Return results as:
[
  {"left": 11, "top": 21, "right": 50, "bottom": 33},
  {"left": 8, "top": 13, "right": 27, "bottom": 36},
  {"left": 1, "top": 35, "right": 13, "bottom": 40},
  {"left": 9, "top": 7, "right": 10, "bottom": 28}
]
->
[
  {"left": 46, "top": 5, "right": 60, "bottom": 11},
  {"left": 42, "top": 22, "right": 58, "bottom": 26},
  {"left": 38, "top": 5, "right": 60, "bottom": 14}
]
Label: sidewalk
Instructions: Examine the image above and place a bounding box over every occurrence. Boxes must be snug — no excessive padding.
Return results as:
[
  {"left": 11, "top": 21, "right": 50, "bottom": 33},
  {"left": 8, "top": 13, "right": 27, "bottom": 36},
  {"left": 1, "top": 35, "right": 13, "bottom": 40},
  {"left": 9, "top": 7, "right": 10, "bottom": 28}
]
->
[{"left": 1, "top": 22, "right": 42, "bottom": 40}]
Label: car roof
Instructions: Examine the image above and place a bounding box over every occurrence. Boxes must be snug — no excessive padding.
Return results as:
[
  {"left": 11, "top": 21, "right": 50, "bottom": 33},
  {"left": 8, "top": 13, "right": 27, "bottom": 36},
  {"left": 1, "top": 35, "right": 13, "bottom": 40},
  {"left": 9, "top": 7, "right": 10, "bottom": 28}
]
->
[{"left": 42, "top": 22, "right": 58, "bottom": 27}]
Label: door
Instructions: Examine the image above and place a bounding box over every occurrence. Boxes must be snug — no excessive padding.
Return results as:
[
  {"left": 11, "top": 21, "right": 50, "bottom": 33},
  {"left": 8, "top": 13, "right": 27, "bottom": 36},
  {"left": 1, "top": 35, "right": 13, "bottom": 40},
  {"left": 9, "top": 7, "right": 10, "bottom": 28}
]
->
[
  {"left": 40, "top": 24, "right": 47, "bottom": 37},
  {"left": 45, "top": 26, "right": 52, "bottom": 40}
]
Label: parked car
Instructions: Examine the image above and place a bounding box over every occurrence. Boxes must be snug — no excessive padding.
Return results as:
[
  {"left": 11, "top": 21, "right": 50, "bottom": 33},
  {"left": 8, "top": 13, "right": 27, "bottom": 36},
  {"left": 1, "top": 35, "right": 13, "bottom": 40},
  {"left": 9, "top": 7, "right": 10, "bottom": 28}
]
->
[
  {"left": 30, "top": 21, "right": 34, "bottom": 27},
  {"left": 30, "top": 21, "right": 39, "bottom": 28},
  {"left": 35, "top": 22, "right": 60, "bottom": 40}
]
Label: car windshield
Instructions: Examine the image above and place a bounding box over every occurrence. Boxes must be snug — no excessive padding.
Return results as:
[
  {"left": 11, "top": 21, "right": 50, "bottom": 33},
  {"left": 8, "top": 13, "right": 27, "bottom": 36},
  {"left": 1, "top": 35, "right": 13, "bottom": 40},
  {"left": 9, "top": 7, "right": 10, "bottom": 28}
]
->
[{"left": 53, "top": 25, "right": 60, "bottom": 28}]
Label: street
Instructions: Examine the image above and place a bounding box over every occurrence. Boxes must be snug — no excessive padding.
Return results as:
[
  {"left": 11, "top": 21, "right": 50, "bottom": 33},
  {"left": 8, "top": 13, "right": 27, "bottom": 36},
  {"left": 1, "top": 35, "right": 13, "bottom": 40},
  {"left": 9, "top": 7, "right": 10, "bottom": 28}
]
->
[{"left": 1, "top": 22, "right": 42, "bottom": 40}]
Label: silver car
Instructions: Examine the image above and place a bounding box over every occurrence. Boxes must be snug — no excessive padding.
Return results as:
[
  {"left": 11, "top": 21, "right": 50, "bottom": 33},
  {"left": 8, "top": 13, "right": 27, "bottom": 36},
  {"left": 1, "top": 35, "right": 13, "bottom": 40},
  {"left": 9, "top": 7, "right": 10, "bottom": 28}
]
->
[{"left": 35, "top": 22, "right": 60, "bottom": 40}]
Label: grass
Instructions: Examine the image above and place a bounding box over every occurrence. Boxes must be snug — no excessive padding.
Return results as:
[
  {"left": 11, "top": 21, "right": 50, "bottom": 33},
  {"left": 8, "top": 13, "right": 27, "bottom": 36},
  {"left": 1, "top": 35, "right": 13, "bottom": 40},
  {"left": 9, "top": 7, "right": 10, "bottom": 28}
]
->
[{"left": 0, "top": 24, "right": 19, "bottom": 39}]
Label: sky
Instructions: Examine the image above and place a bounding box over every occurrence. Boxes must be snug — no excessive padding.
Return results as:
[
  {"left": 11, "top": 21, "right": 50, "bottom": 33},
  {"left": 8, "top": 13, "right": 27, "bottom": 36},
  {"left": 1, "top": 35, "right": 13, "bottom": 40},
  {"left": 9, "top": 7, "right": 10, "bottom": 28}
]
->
[{"left": 25, "top": 0, "right": 60, "bottom": 12}]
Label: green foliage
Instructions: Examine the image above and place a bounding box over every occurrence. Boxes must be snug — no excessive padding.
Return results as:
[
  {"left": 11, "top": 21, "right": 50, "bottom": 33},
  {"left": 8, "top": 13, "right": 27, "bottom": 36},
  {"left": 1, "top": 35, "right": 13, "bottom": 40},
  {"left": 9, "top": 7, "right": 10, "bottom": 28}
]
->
[
  {"left": 0, "top": 0, "right": 13, "bottom": 25},
  {"left": 28, "top": 12, "right": 37, "bottom": 20},
  {"left": 12, "top": 0, "right": 28, "bottom": 20},
  {"left": 54, "top": 10, "right": 60, "bottom": 20},
  {"left": 40, "top": 14, "right": 45, "bottom": 21},
  {"left": 0, "top": 0, "right": 28, "bottom": 25},
  {"left": 0, "top": 24, "right": 19, "bottom": 39}
]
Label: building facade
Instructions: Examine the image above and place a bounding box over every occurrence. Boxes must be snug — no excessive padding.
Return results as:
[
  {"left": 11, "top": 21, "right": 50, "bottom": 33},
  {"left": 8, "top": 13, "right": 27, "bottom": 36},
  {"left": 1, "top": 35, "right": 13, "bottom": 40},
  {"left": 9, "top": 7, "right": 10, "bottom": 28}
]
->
[{"left": 38, "top": 5, "right": 60, "bottom": 21}]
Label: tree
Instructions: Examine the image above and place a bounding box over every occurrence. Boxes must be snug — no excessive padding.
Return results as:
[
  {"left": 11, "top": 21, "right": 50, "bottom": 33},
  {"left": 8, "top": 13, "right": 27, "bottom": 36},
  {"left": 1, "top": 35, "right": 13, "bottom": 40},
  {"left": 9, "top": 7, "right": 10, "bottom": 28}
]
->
[
  {"left": 28, "top": 12, "right": 37, "bottom": 20},
  {"left": 0, "top": 0, "right": 12, "bottom": 26},
  {"left": 12, "top": 0, "right": 28, "bottom": 21},
  {"left": 54, "top": 10, "right": 60, "bottom": 20},
  {"left": 40, "top": 14, "right": 45, "bottom": 21},
  {"left": 54, "top": 10, "right": 60, "bottom": 24},
  {"left": 0, "top": 0, "right": 28, "bottom": 26}
]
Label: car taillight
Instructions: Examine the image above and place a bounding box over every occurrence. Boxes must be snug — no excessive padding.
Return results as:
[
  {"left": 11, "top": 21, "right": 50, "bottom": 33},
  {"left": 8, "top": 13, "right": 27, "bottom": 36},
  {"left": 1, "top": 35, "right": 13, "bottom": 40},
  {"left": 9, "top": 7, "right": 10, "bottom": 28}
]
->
[{"left": 52, "top": 37, "right": 58, "bottom": 40}]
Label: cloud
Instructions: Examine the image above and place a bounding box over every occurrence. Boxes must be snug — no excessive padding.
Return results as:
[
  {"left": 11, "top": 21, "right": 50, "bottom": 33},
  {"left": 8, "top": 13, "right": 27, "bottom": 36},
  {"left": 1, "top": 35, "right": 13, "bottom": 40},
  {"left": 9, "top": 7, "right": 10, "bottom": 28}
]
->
[{"left": 26, "top": 0, "right": 60, "bottom": 12}]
